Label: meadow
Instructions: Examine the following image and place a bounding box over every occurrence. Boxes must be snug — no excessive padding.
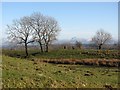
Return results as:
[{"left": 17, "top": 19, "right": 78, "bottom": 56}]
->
[
  {"left": 2, "top": 55, "right": 119, "bottom": 88},
  {"left": 2, "top": 48, "right": 120, "bottom": 88},
  {"left": 2, "top": 49, "right": 119, "bottom": 59}
]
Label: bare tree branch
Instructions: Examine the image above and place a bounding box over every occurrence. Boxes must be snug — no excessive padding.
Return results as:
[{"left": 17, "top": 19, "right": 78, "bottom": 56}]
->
[
  {"left": 92, "top": 29, "right": 112, "bottom": 49},
  {"left": 7, "top": 16, "right": 34, "bottom": 56}
]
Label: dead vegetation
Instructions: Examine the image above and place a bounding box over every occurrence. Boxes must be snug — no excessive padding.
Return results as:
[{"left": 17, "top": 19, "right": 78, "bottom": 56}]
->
[{"left": 40, "top": 59, "right": 120, "bottom": 67}]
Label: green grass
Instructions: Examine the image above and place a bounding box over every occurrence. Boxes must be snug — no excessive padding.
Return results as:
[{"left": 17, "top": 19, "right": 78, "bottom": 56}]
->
[
  {"left": 2, "top": 55, "right": 119, "bottom": 88},
  {"left": 2, "top": 49, "right": 120, "bottom": 59}
]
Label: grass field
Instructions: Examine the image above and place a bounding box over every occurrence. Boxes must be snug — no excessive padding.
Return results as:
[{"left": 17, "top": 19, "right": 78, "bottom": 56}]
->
[
  {"left": 2, "top": 49, "right": 120, "bottom": 59},
  {"left": 2, "top": 55, "right": 119, "bottom": 88}
]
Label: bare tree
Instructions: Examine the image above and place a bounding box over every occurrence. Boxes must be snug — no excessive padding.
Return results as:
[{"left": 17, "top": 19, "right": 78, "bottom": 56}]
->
[
  {"left": 42, "top": 16, "right": 60, "bottom": 52},
  {"left": 7, "top": 16, "right": 34, "bottom": 56},
  {"left": 30, "top": 12, "right": 61, "bottom": 52},
  {"left": 75, "top": 41, "right": 82, "bottom": 49},
  {"left": 92, "top": 29, "right": 112, "bottom": 49},
  {"left": 30, "top": 12, "right": 45, "bottom": 52}
]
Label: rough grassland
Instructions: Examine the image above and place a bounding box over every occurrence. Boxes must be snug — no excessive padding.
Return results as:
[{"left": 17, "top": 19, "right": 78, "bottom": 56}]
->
[
  {"left": 2, "top": 49, "right": 120, "bottom": 59},
  {"left": 2, "top": 55, "right": 119, "bottom": 88}
]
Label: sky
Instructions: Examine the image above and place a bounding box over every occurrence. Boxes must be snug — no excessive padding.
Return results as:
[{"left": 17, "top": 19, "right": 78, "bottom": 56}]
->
[
  {"left": 1, "top": 0, "right": 119, "bottom": 2},
  {"left": 1, "top": 2, "right": 118, "bottom": 43},
  {"left": 0, "top": 2, "right": 2, "bottom": 46}
]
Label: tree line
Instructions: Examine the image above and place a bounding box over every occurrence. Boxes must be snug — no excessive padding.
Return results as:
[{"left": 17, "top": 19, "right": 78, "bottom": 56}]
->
[{"left": 7, "top": 12, "right": 112, "bottom": 57}]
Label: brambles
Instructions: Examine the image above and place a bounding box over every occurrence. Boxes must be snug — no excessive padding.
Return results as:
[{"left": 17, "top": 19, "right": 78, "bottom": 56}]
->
[{"left": 41, "top": 58, "right": 120, "bottom": 67}]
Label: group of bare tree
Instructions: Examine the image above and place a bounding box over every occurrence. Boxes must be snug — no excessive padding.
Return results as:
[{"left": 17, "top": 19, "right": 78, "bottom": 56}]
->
[
  {"left": 7, "top": 12, "right": 61, "bottom": 56},
  {"left": 7, "top": 12, "right": 113, "bottom": 56},
  {"left": 69, "top": 29, "right": 112, "bottom": 50}
]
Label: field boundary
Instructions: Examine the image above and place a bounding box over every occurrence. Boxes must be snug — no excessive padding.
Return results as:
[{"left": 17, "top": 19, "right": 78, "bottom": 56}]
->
[{"left": 33, "top": 58, "right": 120, "bottom": 67}]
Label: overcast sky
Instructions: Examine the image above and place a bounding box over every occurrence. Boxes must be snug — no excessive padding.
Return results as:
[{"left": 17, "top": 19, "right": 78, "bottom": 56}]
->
[{"left": 1, "top": 2, "right": 118, "bottom": 43}]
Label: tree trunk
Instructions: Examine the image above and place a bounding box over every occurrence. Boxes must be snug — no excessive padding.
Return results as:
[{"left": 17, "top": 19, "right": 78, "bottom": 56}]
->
[
  {"left": 25, "top": 43, "right": 28, "bottom": 57},
  {"left": 45, "top": 44, "right": 48, "bottom": 52},
  {"left": 98, "top": 44, "right": 102, "bottom": 50},
  {"left": 39, "top": 42, "right": 43, "bottom": 52}
]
